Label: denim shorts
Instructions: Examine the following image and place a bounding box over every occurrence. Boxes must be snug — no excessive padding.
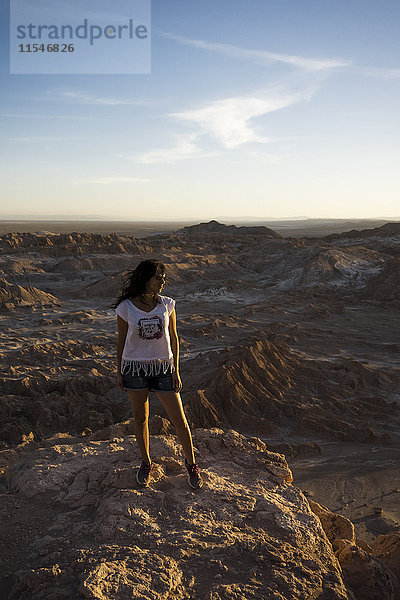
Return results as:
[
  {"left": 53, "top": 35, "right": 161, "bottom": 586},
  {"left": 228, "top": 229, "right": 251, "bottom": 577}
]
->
[{"left": 122, "top": 366, "right": 175, "bottom": 392}]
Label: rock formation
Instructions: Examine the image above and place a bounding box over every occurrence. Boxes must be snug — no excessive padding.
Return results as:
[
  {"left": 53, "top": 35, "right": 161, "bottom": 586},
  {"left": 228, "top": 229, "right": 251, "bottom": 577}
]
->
[
  {"left": 2, "top": 428, "right": 357, "bottom": 600},
  {"left": 178, "top": 219, "right": 282, "bottom": 238},
  {"left": 0, "top": 277, "right": 60, "bottom": 311},
  {"left": 184, "top": 338, "right": 399, "bottom": 443},
  {"left": 0, "top": 220, "right": 399, "bottom": 599}
]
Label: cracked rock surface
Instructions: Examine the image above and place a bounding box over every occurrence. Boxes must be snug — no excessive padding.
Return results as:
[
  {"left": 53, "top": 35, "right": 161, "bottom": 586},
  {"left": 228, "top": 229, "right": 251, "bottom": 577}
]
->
[{"left": 2, "top": 428, "right": 353, "bottom": 600}]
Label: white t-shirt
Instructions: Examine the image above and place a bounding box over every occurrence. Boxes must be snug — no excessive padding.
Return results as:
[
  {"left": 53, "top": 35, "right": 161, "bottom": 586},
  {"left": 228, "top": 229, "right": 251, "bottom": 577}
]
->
[{"left": 116, "top": 295, "right": 176, "bottom": 376}]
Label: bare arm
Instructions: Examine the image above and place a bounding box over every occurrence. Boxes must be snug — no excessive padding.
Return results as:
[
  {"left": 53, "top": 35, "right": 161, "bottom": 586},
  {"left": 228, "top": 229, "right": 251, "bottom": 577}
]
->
[
  {"left": 117, "top": 315, "right": 128, "bottom": 376},
  {"left": 168, "top": 308, "right": 182, "bottom": 392},
  {"left": 168, "top": 308, "right": 179, "bottom": 373}
]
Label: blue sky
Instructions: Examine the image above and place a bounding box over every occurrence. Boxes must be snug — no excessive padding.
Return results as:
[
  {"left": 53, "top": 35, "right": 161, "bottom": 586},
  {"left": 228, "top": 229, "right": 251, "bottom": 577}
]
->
[{"left": 1, "top": 0, "right": 400, "bottom": 220}]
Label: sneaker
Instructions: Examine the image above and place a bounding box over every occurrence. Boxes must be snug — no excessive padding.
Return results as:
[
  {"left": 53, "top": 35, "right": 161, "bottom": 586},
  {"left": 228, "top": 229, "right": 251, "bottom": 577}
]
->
[
  {"left": 185, "top": 458, "right": 203, "bottom": 489},
  {"left": 136, "top": 460, "right": 152, "bottom": 487}
]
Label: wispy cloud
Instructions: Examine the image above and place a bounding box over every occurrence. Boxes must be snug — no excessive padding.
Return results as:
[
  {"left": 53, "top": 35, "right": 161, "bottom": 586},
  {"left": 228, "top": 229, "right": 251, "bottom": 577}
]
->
[
  {"left": 164, "top": 33, "right": 350, "bottom": 72},
  {"left": 123, "top": 35, "right": 345, "bottom": 164},
  {"left": 164, "top": 33, "right": 400, "bottom": 81},
  {"left": 0, "top": 113, "right": 106, "bottom": 120},
  {"left": 134, "top": 134, "right": 217, "bottom": 164},
  {"left": 130, "top": 86, "right": 313, "bottom": 163},
  {"left": 353, "top": 66, "right": 400, "bottom": 79},
  {"left": 51, "top": 90, "right": 162, "bottom": 106},
  {"left": 170, "top": 88, "right": 312, "bottom": 149},
  {"left": 73, "top": 176, "right": 150, "bottom": 184},
  {"left": 10, "top": 136, "right": 87, "bottom": 142}
]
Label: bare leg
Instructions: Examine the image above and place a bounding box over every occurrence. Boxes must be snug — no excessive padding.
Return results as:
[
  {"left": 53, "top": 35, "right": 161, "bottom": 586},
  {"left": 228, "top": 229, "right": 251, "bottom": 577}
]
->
[
  {"left": 156, "top": 391, "right": 195, "bottom": 464},
  {"left": 127, "top": 390, "right": 151, "bottom": 464}
]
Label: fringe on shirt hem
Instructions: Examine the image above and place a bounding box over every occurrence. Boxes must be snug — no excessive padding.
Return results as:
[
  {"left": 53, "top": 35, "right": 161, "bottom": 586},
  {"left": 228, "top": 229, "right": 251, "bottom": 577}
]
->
[{"left": 121, "top": 358, "right": 175, "bottom": 377}]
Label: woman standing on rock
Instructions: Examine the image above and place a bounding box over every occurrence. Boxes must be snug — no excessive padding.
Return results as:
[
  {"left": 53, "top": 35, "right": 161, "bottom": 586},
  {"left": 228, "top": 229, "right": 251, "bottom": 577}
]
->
[{"left": 113, "top": 259, "right": 202, "bottom": 489}]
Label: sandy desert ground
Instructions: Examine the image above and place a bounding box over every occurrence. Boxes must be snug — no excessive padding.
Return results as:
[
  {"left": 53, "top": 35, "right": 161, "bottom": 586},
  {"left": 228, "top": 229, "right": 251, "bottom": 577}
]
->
[{"left": 0, "top": 219, "right": 399, "bottom": 599}]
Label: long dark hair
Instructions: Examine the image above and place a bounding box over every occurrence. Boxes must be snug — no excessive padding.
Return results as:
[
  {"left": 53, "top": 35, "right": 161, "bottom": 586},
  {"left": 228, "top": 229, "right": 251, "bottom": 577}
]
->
[{"left": 112, "top": 259, "right": 165, "bottom": 309}]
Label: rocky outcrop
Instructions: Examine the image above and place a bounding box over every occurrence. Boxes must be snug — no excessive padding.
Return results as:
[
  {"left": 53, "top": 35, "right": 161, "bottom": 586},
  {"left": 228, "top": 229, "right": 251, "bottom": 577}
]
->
[
  {"left": 2, "top": 428, "right": 355, "bottom": 600},
  {"left": 0, "top": 335, "right": 124, "bottom": 447},
  {"left": 185, "top": 339, "right": 400, "bottom": 443},
  {"left": 309, "top": 500, "right": 400, "bottom": 600},
  {"left": 325, "top": 222, "right": 400, "bottom": 242},
  {"left": 0, "top": 278, "right": 59, "bottom": 310},
  {"left": 266, "top": 245, "right": 385, "bottom": 292},
  {"left": 0, "top": 231, "right": 152, "bottom": 255},
  {"left": 336, "top": 544, "right": 400, "bottom": 600},
  {"left": 178, "top": 219, "right": 282, "bottom": 238},
  {"left": 371, "top": 533, "right": 400, "bottom": 581},
  {"left": 0, "top": 388, "right": 118, "bottom": 447},
  {"left": 1, "top": 332, "right": 399, "bottom": 450},
  {"left": 309, "top": 499, "right": 356, "bottom": 545},
  {"left": 1, "top": 222, "right": 398, "bottom": 303},
  {"left": 355, "top": 258, "right": 400, "bottom": 306}
]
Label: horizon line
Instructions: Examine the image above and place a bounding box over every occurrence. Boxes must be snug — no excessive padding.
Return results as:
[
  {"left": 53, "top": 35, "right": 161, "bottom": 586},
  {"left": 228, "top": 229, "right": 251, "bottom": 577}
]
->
[{"left": 0, "top": 216, "right": 399, "bottom": 223}]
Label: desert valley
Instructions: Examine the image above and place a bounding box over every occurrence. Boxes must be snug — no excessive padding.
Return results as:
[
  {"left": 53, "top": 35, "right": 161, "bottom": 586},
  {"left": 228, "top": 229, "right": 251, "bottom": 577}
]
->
[{"left": 0, "top": 219, "right": 399, "bottom": 600}]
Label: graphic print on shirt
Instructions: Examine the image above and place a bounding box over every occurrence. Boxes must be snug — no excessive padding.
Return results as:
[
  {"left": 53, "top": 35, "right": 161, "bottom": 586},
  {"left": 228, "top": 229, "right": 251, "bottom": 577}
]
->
[{"left": 137, "top": 315, "right": 163, "bottom": 340}]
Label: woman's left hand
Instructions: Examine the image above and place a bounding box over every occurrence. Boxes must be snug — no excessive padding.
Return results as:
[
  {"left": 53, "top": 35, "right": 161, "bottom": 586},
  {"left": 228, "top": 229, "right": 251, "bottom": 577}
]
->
[{"left": 172, "top": 371, "right": 182, "bottom": 393}]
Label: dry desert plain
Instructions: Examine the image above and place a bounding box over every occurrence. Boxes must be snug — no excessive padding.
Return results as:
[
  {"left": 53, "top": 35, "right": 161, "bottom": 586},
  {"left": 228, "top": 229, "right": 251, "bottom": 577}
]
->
[{"left": 0, "top": 219, "right": 399, "bottom": 600}]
